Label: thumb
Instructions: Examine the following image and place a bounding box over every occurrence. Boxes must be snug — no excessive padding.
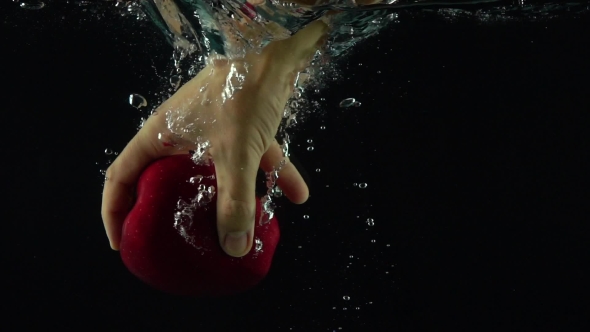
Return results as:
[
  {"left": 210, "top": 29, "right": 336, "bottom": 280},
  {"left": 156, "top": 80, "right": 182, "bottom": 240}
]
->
[{"left": 214, "top": 149, "right": 260, "bottom": 257}]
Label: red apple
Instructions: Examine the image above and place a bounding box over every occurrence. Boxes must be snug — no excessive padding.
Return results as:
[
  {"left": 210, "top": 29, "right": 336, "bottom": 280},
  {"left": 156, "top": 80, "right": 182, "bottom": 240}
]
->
[{"left": 119, "top": 154, "right": 280, "bottom": 297}]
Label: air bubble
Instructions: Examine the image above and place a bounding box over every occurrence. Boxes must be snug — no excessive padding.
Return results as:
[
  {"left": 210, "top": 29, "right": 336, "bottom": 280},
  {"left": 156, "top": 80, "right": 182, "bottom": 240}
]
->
[
  {"left": 307, "top": 146, "right": 314, "bottom": 151},
  {"left": 189, "top": 175, "right": 203, "bottom": 184},
  {"left": 303, "top": 215, "right": 309, "bottom": 219},
  {"left": 20, "top": 2, "right": 45, "bottom": 9},
  {"left": 129, "top": 94, "right": 147, "bottom": 109},
  {"left": 343, "top": 296, "right": 350, "bottom": 300},
  {"left": 170, "top": 75, "right": 182, "bottom": 90},
  {"left": 307, "top": 139, "right": 313, "bottom": 143},
  {"left": 316, "top": 168, "right": 321, "bottom": 172},
  {"left": 254, "top": 238, "right": 263, "bottom": 252},
  {"left": 339, "top": 98, "right": 356, "bottom": 108},
  {"left": 354, "top": 101, "right": 362, "bottom": 107},
  {"left": 386, "top": 13, "right": 399, "bottom": 21},
  {"left": 104, "top": 149, "right": 113, "bottom": 155},
  {"left": 359, "top": 183, "right": 368, "bottom": 189},
  {"left": 371, "top": 239, "right": 376, "bottom": 243},
  {"left": 366, "top": 218, "right": 375, "bottom": 226},
  {"left": 320, "top": 126, "right": 326, "bottom": 130}
]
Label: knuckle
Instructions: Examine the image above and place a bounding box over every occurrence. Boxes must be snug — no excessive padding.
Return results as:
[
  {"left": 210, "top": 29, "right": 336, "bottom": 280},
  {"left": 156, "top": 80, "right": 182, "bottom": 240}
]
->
[{"left": 219, "top": 198, "right": 255, "bottom": 229}]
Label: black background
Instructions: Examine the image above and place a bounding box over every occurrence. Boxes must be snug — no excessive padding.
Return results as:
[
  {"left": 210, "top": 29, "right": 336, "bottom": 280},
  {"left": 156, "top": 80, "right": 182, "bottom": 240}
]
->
[{"left": 3, "top": 1, "right": 589, "bottom": 330}]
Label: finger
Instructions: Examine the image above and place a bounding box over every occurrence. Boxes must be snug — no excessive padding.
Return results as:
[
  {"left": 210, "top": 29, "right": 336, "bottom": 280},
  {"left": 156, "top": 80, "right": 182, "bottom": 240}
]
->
[
  {"left": 101, "top": 116, "right": 188, "bottom": 250},
  {"left": 213, "top": 144, "right": 260, "bottom": 257},
  {"left": 260, "top": 140, "right": 309, "bottom": 204},
  {"left": 264, "top": 19, "right": 329, "bottom": 73}
]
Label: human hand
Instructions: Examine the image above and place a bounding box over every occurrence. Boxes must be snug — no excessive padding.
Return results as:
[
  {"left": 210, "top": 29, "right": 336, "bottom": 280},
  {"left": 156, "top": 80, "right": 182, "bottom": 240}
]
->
[{"left": 102, "top": 19, "right": 328, "bottom": 257}]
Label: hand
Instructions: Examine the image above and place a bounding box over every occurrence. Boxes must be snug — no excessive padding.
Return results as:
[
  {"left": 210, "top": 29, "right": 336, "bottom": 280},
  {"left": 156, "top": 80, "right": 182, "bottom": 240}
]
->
[{"left": 102, "top": 20, "right": 329, "bottom": 257}]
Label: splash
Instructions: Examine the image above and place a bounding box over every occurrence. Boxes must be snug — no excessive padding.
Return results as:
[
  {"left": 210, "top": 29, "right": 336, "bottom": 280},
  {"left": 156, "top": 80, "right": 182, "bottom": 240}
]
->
[
  {"left": 174, "top": 179, "right": 217, "bottom": 249},
  {"left": 259, "top": 159, "right": 287, "bottom": 226}
]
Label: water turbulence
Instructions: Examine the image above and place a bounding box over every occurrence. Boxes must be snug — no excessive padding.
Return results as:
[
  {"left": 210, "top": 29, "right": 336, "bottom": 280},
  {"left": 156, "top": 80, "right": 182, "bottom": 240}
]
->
[
  {"left": 34, "top": 0, "right": 583, "bottom": 246},
  {"left": 131, "top": 0, "right": 590, "bottom": 246}
]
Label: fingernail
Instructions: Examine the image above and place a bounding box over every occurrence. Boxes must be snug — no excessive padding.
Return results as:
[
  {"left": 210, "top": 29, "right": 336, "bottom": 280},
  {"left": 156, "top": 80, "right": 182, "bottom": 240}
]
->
[
  {"left": 224, "top": 231, "right": 249, "bottom": 257},
  {"left": 109, "top": 241, "right": 119, "bottom": 251}
]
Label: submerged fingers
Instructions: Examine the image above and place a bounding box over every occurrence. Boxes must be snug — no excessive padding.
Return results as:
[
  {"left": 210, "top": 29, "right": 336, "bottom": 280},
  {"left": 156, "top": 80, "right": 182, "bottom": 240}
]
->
[
  {"left": 260, "top": 140, "right": 309, "bottom": 205},
  {"left": 101, "top": 116, "right": 186, "bottom": 250}
]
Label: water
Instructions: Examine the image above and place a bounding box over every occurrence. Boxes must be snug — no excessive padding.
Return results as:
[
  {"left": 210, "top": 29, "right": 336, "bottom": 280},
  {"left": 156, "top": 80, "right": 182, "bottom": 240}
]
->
[
  {"left": 20, "top": 1, "right": 45, "bottom": 10},
  {"left": 6, "top": 1, "right": 588, "bottom": 331},
  {"left": 339, "top": 97, "right": 357, "bottom": 108},
  {"left": 125, "top": 0, "right": 589, "bottom": 161},
  {"left": 129, "top": 93, "right": 148, "bottom": 109},
  {"left": 138, "top": 0, "right": 589, "bottom": 62}
]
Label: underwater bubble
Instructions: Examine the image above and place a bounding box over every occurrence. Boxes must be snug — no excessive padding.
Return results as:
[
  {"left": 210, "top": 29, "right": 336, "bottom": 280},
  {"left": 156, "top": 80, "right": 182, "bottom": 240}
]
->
[
  {"left": 254, "top": 238, "right": 263, "bottom": 252},
  {"left": 129, "top": 93, "right": 147, "bottom": 109},
  {"left": 189, "top": 175, "right": 203, "bottom": 184},
  {"left": 371, "top": 239, "right": 376, "bottom": 243},
  {"left": 339, "top": 98, "right": 356, "bottom": 108},
  {"left": 354, "top": 101, "right": 362, "bottom": 107},
  {"left": 371, "top": 17, "right": 383, "bottom": 24},
  {"left": 316, "top": 168, "right": 321, "bottom": 172},
  {"left": 307, "top": 146, "right": 314, "bottom": 151},
  {"left": 20, "top": 2, "right": 45, "bottom": 10},
  {"left": 170, "top": 75, "right": 182, "bottom": 90},
  {"left": 343, "top": 296, "right": 350, "bottom": 301},
  {"left": 104, "top": 149, "right": 113, "bottom": 155},
  {"left": 386, "top": 13, "right": 398, "bottom": 21},
  {"left": 366, "top": 218, "right": 375, "bottom": 226},
  {"left": 359, "top": 183, "right": 368, "bottom": 189},
  {"left": 320, "top": 126, "right": 326, "bottom": 130},
  {"left": 303, "top": 215, "right": 309, "bottom": 219},
  {"left": 307, "top": 139, "right": 313, "bottom": 143}
]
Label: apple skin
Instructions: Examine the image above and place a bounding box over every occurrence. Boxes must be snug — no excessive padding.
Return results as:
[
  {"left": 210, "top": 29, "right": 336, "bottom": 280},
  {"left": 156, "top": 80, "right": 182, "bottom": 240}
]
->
[{"left": 119, "top": 154, "right": 280, "bottom": 297}]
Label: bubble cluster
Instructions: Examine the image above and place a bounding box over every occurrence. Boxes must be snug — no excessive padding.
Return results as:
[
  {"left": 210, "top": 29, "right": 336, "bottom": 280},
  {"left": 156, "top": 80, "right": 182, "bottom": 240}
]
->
[{"left": 173, "top": 181, "right": 216, "bottom": 249}]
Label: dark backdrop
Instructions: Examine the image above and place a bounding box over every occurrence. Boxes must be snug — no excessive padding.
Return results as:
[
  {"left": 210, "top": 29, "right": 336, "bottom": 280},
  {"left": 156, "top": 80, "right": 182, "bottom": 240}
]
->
[{"left": 3, "top": 1, "right": 589, "bottom": 330}]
